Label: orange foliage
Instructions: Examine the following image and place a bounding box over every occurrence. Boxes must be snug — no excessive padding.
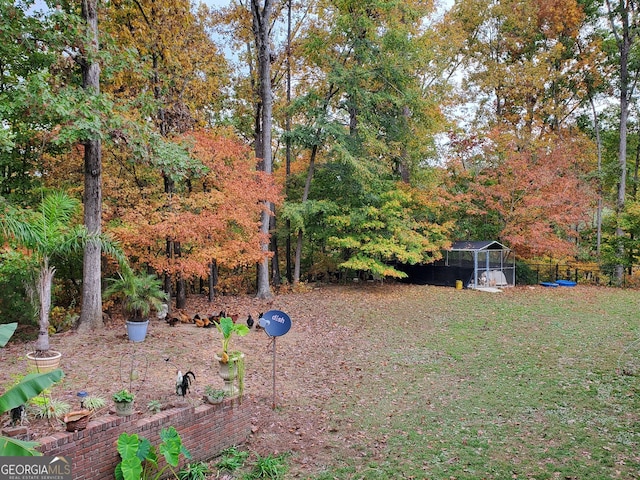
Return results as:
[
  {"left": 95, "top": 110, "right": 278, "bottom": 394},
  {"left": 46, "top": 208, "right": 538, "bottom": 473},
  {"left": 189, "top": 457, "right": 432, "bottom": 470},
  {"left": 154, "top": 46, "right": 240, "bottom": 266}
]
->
[
  {"left": 474, "top": 133, "right": 595, "bottom": 258},
  {"left": 107, "top": 129, "right": 282, "bottom": 279}
]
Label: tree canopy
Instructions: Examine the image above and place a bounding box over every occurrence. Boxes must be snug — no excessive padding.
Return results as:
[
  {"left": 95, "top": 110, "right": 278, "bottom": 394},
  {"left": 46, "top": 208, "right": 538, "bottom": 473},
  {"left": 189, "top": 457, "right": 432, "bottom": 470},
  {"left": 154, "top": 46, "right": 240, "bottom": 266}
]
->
[{"left": 0, "top": 0, "right": 637, "bottom": 323}]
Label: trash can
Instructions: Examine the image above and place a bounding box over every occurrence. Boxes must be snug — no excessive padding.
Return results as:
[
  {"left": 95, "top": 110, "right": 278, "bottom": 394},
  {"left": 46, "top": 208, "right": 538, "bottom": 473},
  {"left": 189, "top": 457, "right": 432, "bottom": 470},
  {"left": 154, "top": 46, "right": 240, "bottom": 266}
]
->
[{"left": 455, "top": 280, "right": 463, "bottom": 290}]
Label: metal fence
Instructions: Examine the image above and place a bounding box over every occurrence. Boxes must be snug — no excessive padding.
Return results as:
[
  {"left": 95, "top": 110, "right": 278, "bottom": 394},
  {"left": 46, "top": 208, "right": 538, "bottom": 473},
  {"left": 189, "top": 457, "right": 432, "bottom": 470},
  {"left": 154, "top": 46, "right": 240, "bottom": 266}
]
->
[
  {"left": 522, "top": 262, "right": 640, "bottom": 286},
  {"left": 524, "top": 263, "right": 601, "bottom": 285}
]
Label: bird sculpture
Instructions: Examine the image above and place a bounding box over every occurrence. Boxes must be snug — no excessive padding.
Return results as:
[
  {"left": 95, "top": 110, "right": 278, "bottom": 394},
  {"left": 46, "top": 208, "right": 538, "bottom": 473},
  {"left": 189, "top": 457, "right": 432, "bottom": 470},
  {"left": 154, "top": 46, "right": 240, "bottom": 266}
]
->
[
  {"left": 175, "top": 370, "right": 196, "bottom": 396},
  {"left": 156, "top": 303, "right": 168, "bottom": 321}
]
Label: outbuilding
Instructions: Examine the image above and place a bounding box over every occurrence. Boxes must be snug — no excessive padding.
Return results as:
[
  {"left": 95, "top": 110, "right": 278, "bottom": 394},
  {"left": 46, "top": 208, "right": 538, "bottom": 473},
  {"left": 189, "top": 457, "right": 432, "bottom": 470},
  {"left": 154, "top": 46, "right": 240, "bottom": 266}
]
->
[{"left": 400, "top": 240, "right": 516, "bottom": 289}]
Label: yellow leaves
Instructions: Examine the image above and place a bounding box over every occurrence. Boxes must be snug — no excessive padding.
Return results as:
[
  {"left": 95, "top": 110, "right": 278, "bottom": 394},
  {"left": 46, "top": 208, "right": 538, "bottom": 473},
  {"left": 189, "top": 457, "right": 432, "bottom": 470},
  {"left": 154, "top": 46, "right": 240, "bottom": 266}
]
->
[
  {"left": 102, "top": 0, "right": 229, "bottom": 128},
  {"left": 452, "top": 0, "right": 592, "bottom": 137}
]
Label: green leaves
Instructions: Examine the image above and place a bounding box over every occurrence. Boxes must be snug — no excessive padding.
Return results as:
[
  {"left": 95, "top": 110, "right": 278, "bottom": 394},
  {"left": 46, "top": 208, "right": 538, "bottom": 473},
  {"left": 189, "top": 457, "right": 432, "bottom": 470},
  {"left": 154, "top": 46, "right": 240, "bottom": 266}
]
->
[
  {"left": 159, "top": 426, "right": 192, "bottom": 466},
  {"left": 103, "top": 270, "right": 168, "bottom": 320},
  {"left": 217, "top": 317, "right": 250, "bottom": 355},
  {"left": 0, "top": 370, "right": 64, "bottom": 415},
  {"left": 115, "top": 427, "right": 191, "bottom": 480},
  {"left": 0, "top": 367, "right": 64, "bottom": 456},
  {"left": 0, "top": 322, "right": 18, "bottom": 348}
]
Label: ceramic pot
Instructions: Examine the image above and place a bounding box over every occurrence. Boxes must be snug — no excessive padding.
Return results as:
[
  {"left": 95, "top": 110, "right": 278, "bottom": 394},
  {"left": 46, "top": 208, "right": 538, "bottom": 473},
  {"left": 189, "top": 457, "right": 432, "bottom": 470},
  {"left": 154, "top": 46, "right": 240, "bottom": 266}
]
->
[
  {"left": 114, "top": 400, "right": 134, "bottom": 417},
  {"left": 26, "top": 351, "right": 62, "bottom": 373}
]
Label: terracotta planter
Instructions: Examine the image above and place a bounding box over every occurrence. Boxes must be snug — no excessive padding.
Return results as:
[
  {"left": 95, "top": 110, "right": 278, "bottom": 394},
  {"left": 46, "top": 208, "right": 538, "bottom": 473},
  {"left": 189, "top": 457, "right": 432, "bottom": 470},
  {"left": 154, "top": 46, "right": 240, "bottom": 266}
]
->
[
  {"left": 63, "top": 410, "right": 92, "bottom": 432},
  {"left": 26, "top": 351, "right": 62, "bottom": 373}
]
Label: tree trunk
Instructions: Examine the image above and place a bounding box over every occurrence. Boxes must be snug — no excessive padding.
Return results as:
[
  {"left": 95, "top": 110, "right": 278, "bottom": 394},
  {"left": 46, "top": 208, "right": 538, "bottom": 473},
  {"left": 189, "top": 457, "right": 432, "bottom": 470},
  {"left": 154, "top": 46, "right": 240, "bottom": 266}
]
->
[
  {"left": 35, "top": 260, "right": 54, "bottom": 352},
  {"left": 176, "top": 275, "right": 186, "bottom": 309},
  {"left": 270, "top": 204, "right": 281, "bottom": 286},
  {"left": 604, "top": 0, "right": 639, "bottom": 283},
  {"left": 285, "top": 0, "right": 293, "bottom": 284},
  {"left": 208, "top": 260, "right": 218, "bottom": 302},
  {"left": 588, "top": 94, "right": 603, "bottom": 256},
  {"left": 293, "top": 143, "right": 318, "bottom": 284},
  {"left": 164, "top": 273, "right": 173, "bottom": 317},
  {"left": 615, "top": 85, "right": 629, "bottom": 283},
  {"left": 79, "top": 0, "right": 103, "bottom": 331},
  {"left": 252, "top": 0, "right": 274, "bottom": 299}
]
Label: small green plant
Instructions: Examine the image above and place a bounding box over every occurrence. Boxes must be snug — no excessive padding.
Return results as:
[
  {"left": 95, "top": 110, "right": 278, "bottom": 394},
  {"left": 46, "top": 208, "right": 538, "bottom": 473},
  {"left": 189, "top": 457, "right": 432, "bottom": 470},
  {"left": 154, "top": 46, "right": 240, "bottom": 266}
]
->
[
  {"left": 177, "top": 461, "right": 210, "bottom": 480},
  {"left": 246, "top": 452, "right": 290, "bottom": 479},
  {"left": 112, "top": 389, "right": 135, "bottom": 403},
  {"left": 83, "top": 396, "right": 106, "bottom": 410},
  {"left": 204, "top": 386, "right": 225, "bottom": 400},
  {"left": 147, "top": 399, "right": 162, "bottom": 414},
  {"left": 29, "top": 396, "right": 71, "bottom": 420},
  {"left": 216, "top": 316, "right": 249, "bottom": 363},
  {"left": 114, "top": 426, "right": 191, "bottom": 480},
  {"left": 215, "top": 446, "right": 249, "bottom": 472}
]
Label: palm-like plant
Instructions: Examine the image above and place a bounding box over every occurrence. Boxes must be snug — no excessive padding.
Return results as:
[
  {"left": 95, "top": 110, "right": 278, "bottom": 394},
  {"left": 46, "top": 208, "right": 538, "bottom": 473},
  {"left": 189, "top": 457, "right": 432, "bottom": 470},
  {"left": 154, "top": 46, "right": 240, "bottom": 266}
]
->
[
  {"left": 0, "top": 192, "right": 125, "bottom": 353},
  {"left": 103, "top": 269, "right": 168, "bottom": 321}
]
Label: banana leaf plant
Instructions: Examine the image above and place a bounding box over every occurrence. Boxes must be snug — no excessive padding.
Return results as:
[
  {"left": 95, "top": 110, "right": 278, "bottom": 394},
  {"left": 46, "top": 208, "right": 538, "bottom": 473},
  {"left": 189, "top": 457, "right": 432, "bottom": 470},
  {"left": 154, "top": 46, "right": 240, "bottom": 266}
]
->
[{"left": 0, "top": 323, "right": 64, "bottom": 456}]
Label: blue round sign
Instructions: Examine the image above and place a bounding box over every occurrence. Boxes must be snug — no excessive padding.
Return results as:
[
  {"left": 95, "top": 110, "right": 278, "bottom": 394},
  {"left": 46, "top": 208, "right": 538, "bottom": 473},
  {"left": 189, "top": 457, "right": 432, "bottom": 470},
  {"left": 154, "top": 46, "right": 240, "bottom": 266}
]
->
[{"left": 259, "top": 310, "right": 291, "bottom": 337}]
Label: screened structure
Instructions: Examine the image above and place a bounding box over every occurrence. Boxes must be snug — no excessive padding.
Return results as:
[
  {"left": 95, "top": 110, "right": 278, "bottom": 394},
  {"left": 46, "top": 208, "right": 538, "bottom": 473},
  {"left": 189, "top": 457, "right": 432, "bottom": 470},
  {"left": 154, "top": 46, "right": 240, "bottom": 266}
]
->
[
  {"left": 399, "top": 240, "right": 515, "bottom": 288},
  {"left": 445, "top": 241, "right": 515, "bottom": 289}
]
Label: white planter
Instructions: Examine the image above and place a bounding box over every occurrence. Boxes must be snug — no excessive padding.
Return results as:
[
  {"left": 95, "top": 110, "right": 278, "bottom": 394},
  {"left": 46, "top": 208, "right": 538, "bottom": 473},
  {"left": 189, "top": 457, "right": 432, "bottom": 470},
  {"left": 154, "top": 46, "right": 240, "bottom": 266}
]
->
[{"left": 214, "top": 353, "right": 245, "bottom": 397}]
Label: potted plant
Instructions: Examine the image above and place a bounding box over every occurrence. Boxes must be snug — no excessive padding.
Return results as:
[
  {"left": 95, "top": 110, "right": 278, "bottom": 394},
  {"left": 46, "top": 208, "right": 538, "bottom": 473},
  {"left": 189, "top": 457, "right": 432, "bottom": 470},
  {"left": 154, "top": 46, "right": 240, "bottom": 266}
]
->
[
  {"left": 214, "top": 317, "right": 249, "bottom": 397},
  {"left": 1, "top": 192, "right": 125, "bottom": 370},
  {"left": 112, "top": 389, "right": 135, "bottom": 416},
  {"left": 63, "top": 395, "right": 106, "bottom": 432},
  {"left": 103, "top": 268, "right": 168, "bottom": 342},
  {"left": 203, "top": 386, "right": 226, "bottom": 405}
]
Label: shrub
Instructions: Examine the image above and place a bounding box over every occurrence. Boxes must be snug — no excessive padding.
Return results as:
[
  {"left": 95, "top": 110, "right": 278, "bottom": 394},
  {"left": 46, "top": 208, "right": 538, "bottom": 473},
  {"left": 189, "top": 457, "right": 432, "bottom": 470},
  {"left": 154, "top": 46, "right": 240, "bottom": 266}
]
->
[{"left": 0, "top": 250, "right": 38, "bottom": 325}]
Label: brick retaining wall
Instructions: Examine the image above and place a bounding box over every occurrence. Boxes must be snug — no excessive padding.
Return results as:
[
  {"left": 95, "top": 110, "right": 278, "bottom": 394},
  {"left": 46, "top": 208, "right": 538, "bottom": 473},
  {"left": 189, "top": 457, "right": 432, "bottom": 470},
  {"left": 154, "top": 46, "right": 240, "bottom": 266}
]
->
[{"left": 34, "top": 398, "right": 251, "bottom": 480}]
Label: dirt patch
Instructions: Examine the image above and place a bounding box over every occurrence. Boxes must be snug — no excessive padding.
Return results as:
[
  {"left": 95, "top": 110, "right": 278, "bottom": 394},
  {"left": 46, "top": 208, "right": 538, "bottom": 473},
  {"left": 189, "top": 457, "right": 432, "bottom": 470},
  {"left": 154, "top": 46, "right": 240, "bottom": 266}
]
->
[{"left": 0, "top": 284, "right": 384, "bottom": 476}]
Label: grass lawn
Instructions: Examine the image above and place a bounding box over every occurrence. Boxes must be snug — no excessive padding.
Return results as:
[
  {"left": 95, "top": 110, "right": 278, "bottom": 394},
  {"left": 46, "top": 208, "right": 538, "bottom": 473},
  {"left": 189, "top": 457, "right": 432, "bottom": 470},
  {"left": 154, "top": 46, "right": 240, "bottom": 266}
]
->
[
  {"left": 3, "top": 283, "right": 638, "bottom": 479},
  {"left": 295, "top": 285, "right": 640, "bottom": 479}
]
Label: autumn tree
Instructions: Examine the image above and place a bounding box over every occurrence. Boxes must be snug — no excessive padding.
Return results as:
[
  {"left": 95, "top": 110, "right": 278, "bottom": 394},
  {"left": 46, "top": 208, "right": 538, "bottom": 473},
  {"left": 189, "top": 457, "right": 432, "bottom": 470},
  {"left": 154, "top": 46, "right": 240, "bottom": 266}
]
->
[
  {"left": 101, "top": 0, "right": 229, "bottom": 306},
  {"left": 468, "top": 134, "right": 596, "bottom": 256},
  {"left": 443, "top": 0, "right": 600, "bottom": 258},
  {"left": 107, "top": 129, "right": 281, "bottom": 290},
  {"left": 280, "top": 0, "right": 448, "bottom": 281}
]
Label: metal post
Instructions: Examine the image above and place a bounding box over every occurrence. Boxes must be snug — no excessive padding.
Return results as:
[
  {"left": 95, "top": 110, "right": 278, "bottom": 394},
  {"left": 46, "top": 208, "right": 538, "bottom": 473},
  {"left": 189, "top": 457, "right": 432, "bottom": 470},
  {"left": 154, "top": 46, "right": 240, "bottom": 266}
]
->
[{"left": 272, "top": 337, "right": 277, "bottom": 409}]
